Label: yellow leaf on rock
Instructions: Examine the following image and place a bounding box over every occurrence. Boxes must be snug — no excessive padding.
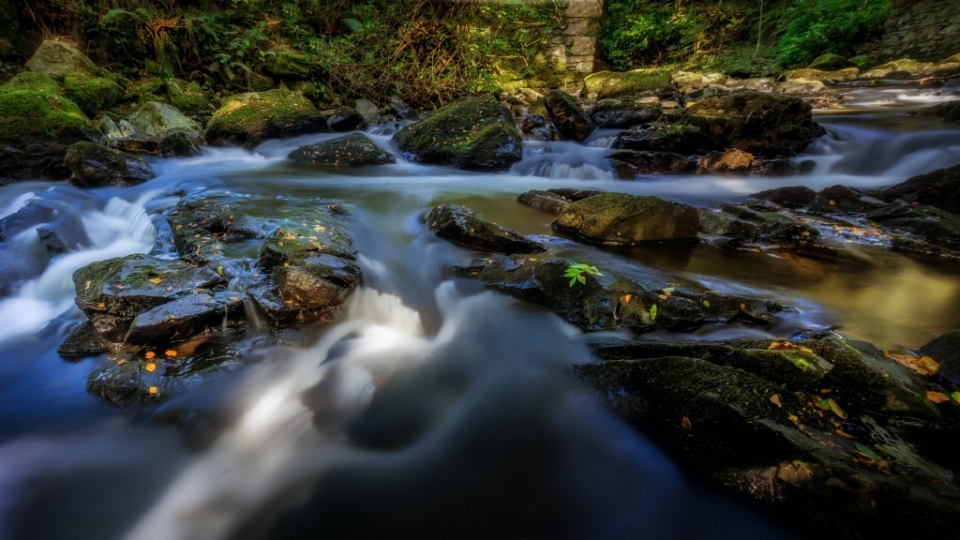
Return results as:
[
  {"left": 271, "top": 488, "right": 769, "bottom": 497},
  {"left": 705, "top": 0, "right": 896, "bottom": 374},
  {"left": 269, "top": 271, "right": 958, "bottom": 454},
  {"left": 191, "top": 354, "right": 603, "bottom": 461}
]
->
[
  {"left": 884, "top": 351, "right": 939, "bottom": 376},
  {"left": 148, "top": 386, "right": 158, "bottom": 395},
  {"left": 770, "top": 394, "right": 782, "bottom": 408},
  {"left": 145, "top": 362, "right": 156, "bottom": 373},
  {"left": 117, "top": 359, "right": 129, "bottom": 365},
  {"left": 926, "top": 390, "right": 951, "bottom": 404},
  {"left": 145, "top": 351, "right": 155, "bottom": 359},
  {"left": 148, "top": 277, "right": 162, "bottom": 285},
  {"left": 164, "top": 350, "right": 177, "bottom": 357},
  {"left": 624, "top": 294, "right": 632, "bottom": 304}
]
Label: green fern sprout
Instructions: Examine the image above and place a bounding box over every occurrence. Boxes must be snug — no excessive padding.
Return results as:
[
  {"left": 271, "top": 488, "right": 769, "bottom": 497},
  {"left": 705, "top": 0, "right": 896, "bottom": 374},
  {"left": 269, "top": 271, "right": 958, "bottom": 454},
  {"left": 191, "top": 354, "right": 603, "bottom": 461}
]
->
[{"left": 564, "top": 263, "right": 603, "bottom": 287}]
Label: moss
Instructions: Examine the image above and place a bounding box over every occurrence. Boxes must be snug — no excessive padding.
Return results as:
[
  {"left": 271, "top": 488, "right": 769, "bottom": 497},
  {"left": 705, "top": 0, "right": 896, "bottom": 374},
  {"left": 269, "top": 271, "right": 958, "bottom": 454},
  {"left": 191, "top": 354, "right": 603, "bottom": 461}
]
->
[
  {"left": 1, "top": 72, "right": 62, "bottom": 96},
  {"left": 584, "top": 70, "right": 673, "bottom": 99},
  {"left": 73, "top": 255, "right": 131, "bottom": 306},
  {"left": 166, "top": 78, "right": 211, "bottom": 116},
  {"left": 206, "top": 89, "right": 326, "bottom": 147},
  {"left": 124, "top": 77, "right": 167, "bottom": 105},
  {"left": 63, "top": 70, "right": 124, "bottom": 116},
  {"left": 0, "top": 89, "right": 95, "bottom": 143},
  {"left": 120, "top": 264, "right": 163, "bottom": 287}
]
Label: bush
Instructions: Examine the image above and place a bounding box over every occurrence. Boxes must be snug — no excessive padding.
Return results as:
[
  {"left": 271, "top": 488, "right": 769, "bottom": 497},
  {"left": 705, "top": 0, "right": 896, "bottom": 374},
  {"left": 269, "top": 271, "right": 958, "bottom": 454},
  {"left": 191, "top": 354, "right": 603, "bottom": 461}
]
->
[{"left": 776, "top": 0, "right": 891, "bottom": 68}]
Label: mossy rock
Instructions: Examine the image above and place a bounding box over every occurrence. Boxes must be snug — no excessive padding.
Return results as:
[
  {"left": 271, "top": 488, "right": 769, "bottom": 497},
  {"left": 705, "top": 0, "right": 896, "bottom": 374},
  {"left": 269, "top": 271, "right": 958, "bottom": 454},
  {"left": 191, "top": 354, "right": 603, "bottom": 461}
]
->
[
  {"left": 554, "top": 192, "right": 700, "bottom": 244},
  {"left": 0, "top": 84, "right": 97, "bottom": 179},
  {"left": 166, "top": 78, "right": 211, "bottom": 116},
  {"left": 861, "top": 58, "right": 935, "bottom": 79},
  {"left": 124, "top": 76, "right": 167, "bottom": 105},
  {"left": 808, "top": 53, "right": 856, "bottom": 71},
  {"left": 583, "top": 69, "right": 673, "bottom": 100},
  {"left": 25, "top": 40, "right": 99, "bottom": 81},
  {"left": 63, "top": 70, "right": 123, "bottom": 116},
  {"left": 393, "top": 95, "right": 522, "bottom": 171},
  {"left": 611, "top": 122, "right": 712, "bottom": 155},
  {"left": 543, "top": 90, "right": 594, "bottom": 142},
  {"left": 65, "top": 141, "right": 153, "bottom": 188},
  {"left": 127, "top": 101, "right": 202, "bottom": 144},
  {"left": 289, "top": 133, "right": 394, "bottom": 167},
  {"left": 1, "top": 71, "right": 62, "bottom": 96},
  {"left": 205, "top": 89, "right": 329, "bottom": 148},
  {"left": 264, "top": 47, "right": 312, "bottom": 79}
]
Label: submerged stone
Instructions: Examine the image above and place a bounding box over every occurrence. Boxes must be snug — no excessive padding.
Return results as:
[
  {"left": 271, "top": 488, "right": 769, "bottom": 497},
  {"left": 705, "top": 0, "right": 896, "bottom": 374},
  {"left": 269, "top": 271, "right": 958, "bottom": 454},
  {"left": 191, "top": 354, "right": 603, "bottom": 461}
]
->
[{"left": 553, "top": 193, "right": 700, "bottom": 244}]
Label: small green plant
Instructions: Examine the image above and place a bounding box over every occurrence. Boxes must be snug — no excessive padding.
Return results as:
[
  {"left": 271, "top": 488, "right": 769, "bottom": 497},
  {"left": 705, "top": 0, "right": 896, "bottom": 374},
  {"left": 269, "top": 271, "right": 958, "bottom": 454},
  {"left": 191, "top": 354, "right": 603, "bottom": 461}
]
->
[{"left": 564, "top": 263, "right": 602, "bottom": 287}]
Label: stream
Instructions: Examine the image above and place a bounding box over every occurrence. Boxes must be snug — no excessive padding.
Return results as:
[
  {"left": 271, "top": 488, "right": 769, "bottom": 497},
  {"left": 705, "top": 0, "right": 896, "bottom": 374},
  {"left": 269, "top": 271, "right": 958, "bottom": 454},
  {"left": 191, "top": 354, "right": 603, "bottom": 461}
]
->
[{"left": 0, "top": 85, "right": 959, "bottom": 539}]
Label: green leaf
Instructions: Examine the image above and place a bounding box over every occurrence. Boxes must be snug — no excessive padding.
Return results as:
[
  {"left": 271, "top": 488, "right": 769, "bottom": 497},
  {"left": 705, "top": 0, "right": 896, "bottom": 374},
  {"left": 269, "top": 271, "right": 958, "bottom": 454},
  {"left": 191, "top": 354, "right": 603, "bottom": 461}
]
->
[
  {"left": 342, "top": 18, "right": 363, "bottom": 33},
  {"left": 649, "top": 304, "right": 658, "bottom": 321},
  {"left": 569, "top": 276, "right": 577, "bottom": 287},
  {"left": 952, "top": 391, "right": 960, "bottom": 404},
  {"left": 578, "top": 274, "right": 586, "bottom": 284},
  {"left": 702, "top": 300, "right": 710, "bottom": 308},
  {"left": 216, "top": 266, "right": 224, "bottom": 276},
  {"left": 855, "top": 443, "right": 881, "bottom": 461}
]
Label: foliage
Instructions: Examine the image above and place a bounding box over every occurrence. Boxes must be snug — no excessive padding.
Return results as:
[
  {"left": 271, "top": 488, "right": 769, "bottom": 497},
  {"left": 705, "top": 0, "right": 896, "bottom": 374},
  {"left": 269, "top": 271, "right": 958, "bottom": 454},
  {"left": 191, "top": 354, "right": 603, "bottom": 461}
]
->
[
  {"left": 775, "top": 0, "right": 891, "bottom": 68},
  {"left": 564, "top": 263, "right": 602, "bottom": 287},
  {"left": 47, "top": 0, "right": 565, "bottom": 107}
]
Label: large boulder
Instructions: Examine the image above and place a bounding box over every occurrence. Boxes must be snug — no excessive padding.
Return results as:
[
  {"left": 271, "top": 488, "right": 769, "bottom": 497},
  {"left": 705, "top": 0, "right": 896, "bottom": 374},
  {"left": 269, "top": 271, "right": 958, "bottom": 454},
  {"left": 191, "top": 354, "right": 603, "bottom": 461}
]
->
[
  {"left": 861, "top": 58, "right": 935, "bottom": 79},
  {"left": 288, "top": 133, "right": 394, "bottom": 167},
  {"left": 393, "top": 95, "right": 522, "bottom": 171},
  {"left": 516, "top": 188, "right": 606, "bottom": 215},
  {"left": 325, "top": 106, "right": 367, "bottom": 132},
  {"left": 125, "top": 292, "right": 242, "bottom": 344},
  {"left": 553, "top": 192, "right": 699, "bottom": 244},
  {"left": 880, "top": 164, "right": 960, "bottom": 216},
  {"left": 426, "top": 204, "right": 544, "bottom": 254},
  {"left": 65, "top": 141, "right": 154, "bottom": 188},
  {"left": 0, "top": 73, "right": 98, "bottom": 179},
  {"left": 543, "top": 90, "right": 595, "bottom": 142},
  {"left": 583, "top": 69, "right": 673, "bottom": 100},
  {"left": 72, "top": 254, "right": 228, "bottom": 342},
  {"left": 62, "top": 71, "right": 123, "bottom": 117},
  {"left": 167, "top": 195, "right": 275, "bottom": 268},
  {"left": 165, "top": 78, "right": 213, "bottom": 116},
  {"left": 123, "top": 101, "right": 203, "bottom": 156},
  {"left": 588, "top": 100, "right": 661, "bottom": 129},
  {"left": 683, "top": 91, "right": 825, "bottom": 158},
  {"left": 808, "top": 52, "right": 856, "bottom": 71},
  {"left": 25, "top": 40, "right": 99, "bottom": 81},
  {"left": 205, "top": 89, "right": 329, "bottom": 148}
]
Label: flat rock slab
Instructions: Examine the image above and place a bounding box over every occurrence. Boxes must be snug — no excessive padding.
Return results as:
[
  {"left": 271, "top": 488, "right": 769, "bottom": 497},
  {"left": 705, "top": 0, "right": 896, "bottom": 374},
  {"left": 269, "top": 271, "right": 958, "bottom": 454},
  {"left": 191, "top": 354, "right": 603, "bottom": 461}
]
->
[
  {"left": 427, "top": 204, "right": 544, "bottom": 254},
  {"left": 553, "top": 192, "right": 700, "bottom": 244}
]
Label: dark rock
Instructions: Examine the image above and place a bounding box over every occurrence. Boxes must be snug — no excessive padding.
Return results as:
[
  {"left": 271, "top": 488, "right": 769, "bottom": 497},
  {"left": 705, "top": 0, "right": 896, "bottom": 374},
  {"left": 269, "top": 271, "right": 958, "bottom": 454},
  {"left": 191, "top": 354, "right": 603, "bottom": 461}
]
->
[
  {"left": 920, "top": 330, "right": 960, "bottom": 384},
  {"left": 880, "top": 164, "right": 960, "bottom": 215},
  {"left": 519, "top": 114, "right": 560, "bottom": 141},
  {"left": 36, "top": 215, "right": 89, "bottom": 254},
  {"left": 57, "top": 320, "right": 111, "bottom": 358},
  {"left": 719, "top": 203, "right": 820, "bottom": 243},
  {"left": 125, "top": 293, "right": 242, "bottom": 344},
  {"left": 698, "top": 209, "right": 759, "bottom": 243},
  {"left": 426, "top": 204, "right": 545, "bottom": 254},
  {"left": 387, "top": 96, "right": 416, "bottom": 120},
  {"left": 160, "top": 131, "right": 202, "bottom": 158},
  {"left": 86, "top": 360, "right": 165, "bottom": 404},
  {"left": 588, "top": 100, "right": 661, "bottom": 129},
  {"left": 456, "top": 255, "right": 781, "bottom": 332},
  {"left": 914, "top": 101, "right": 960, "bottom": 124},
  {"left": 326, "top": 106, "right": 367, "bottom": 132},
  {"left": 611, "top": 122, "right": 712, "bottom": 155},
  {"left": 65, "top": 142, "right": 154, "bottom": 188},
  {"left": 73, "top": 254, "right": 227, "bottom": 342},
  {"left": 289, "top": 133, "right": 394, "bottom": 167},
  {"left": 750, "top": 158, "right": 816, "bottom": 176},
  {"left": 606, "top": 149, "right": 696, "bottom": 179},
  {"left": 517, "top": 190, "right": 571, "bottom": 215},
  {"left": 393, "top": 95, "right": 522, "bottom": 171},
  {"left": 866, "top": 201, "right": 960, "bottom": 248},
  {"left": 806, "top": 185, "right": 887, "bottom": 214},
  {"left": 205, "top": 89, "right": 330, "bottom": 148},
  {"left": 543, "top": 90, "right": 595, "bottom": 142},
  {"left": 751, "top": 186, "right": 818, "bottom": 208},
  {"left": 167, "top": 196, "right": 273, "bottom": 267},
  {"left": 553, "top": 193, "right": 700, "bottom": 244},
  {"left": 684, "top": 90, "right": 826, "bottom": 158}
]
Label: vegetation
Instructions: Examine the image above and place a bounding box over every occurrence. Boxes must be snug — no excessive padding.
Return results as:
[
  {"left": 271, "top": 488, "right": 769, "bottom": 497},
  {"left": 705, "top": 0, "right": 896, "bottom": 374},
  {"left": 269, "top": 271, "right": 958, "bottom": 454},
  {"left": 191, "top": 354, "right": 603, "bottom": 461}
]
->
[
  {"left": 600, "top": 0, "right": 891, "bottom": 72},
  {"left": 564, "top": 263, "right": 602, "bottom": 287}
]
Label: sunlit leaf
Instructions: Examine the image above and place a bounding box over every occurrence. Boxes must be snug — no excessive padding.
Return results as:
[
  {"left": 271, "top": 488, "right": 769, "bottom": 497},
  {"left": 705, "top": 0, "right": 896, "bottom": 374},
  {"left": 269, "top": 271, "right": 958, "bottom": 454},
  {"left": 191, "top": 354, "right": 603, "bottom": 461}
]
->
[
  {"left": 145, "top": 351, "right": 156, "bottom": 359},
  {"left": 926, "top": 390, "right": 951, "bottom": 404},
  {"left": 770, "top": 394, "right": 782, "bottom": 408},
  {"left": 164, "top": 350, "right": 177, "bottom": 357},
  {"left": 649, "top": 304, "right": 658, "bottom": 321},
  {"left": 148, "top": 277, "right": 162, "bottom": 285},
  {"left": 826, "top": 398, "right": 847, "bottom": 419},
  {"left": 952, "top": 391, "right": 960, "bottom": 404},
  {"left": 884, "top": 350, "right": 939, "bottom": 376},
  {"left": 702, "top": 300, "right": 710, "bottom": 308},
  {"left": 624, "top": 294, "right": 632, "bottom": 304},
  {"left": 148, "top": 386, "right": 159, "bottom": 395},
  {"left": 145, "top": 362, "right": 156, "bottom": 373}
]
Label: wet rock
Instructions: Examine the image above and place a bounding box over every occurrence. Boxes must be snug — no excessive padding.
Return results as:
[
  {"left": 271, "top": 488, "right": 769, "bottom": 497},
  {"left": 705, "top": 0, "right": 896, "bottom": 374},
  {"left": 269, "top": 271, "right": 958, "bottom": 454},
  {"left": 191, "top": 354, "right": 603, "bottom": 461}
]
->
[
  {"left": 719, "top": 203, "right": 820, "bottom": 243},
  {"left": 326, "top": 106, "right": 367, "bottom": 132},
  {"left": 426, "top": 204, "right": 544, "bottom": 254},
  {"left": 588, "top": 100, "right": 661, "bottom": 129},
  {"left": 697, "top": 149, "right": 754, "bottom": 174},
  {"left": 611, "top": 122, "right": 712, "bottom": 155},
  {"left": 250, "top": 204, "right": 361, "bottom": 326},
  {"left": 519, "top": 114, "right": 560, "bottom": 141},
  {"left": 806, "top": 185, "right": 887, "bottom": 214},
  {"left": 750, "top": 158, "right": 816, "bottom": 176},
  {"left": 553, "top": 193, "right": 699, "bottom": 244},
  {"left": 606, "top": 149, "right": 696, "bottom": 179},
  {"left": 583, "top": 69, "right": 673, "bottom": 100},
  {"left": 167, "top": 196, "right": 272, "bottom": 267},
  {"left": 880, "top": 164, "right": 960, "bottom": 215},
  {"left": 123, "top": 101, "right": 203, "bottom": 155},
  {"left": 36, "top": 215, "right": 90, "bottom": 254},
  {"left": 698, "top": 210, "right": 759, "bottom": 243},
  {"left": 457, "top": 255, "right": 780, "bottom": 332},
  {"left": 866, "top": 201, "right": 960, "bottom": 249},
  {"left": 160, "top": 131, "right": 202, "bottom": 157},
  {"left": 914, "top": 101, "right": 960, "bottom": 124},
  {"left": 0, "top": 73, "right": 98, "bottom": 180},
  {"left": 63, "top": 70, "right": 123, "bottom": 117},
  {"left": 289, "top": 133, "right": 394, "bottom": 167},
  {"left": 165, "top": 78, "right": 212, "bottom": 116},
  {"left": 354, "top": 99, "right": 381, "bottom": 125},
  {"left": 517, "top": 188, "right": 606, "bottom": 215},
  {"left": 206, "top": 89, "right": 330, "bottom": 148},
  {"left": 393, "top": 95, "right": 521, "bottom": 171},
  {"left": 25, "top": 40, "right": 99, "bottom": 81},
  {"left": 751, "top": 186, "right": 818, "bottom": 208},
  {"left": 684, "top": 90, "right": 826, "bottom": 158},
  {"left": 125, "top": 292, "right": 242, "bottom": 345},
  {"left": 86, "top": 360, "right": 165, "bottom": 404},
  {"left": 72, "top": 254, "right": 227, "bottom": 342},
  {"left": 65, "top": 141, "right": 154, "bottom": 188},
  {"left": 920, "top": 330, "right": 960, "bottom": 384},
  {"left": 57, "top": 320, "right": 111, "bottom": 358},
  {"left": 544, "top": 90, "right": 595, "bottom": 142}
]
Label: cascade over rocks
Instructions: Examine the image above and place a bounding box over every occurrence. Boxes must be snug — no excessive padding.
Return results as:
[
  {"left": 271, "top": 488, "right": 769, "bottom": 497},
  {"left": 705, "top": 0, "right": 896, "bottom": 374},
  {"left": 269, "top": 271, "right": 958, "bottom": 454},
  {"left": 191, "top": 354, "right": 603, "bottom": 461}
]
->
[
  {"left": 393, "top": 95, "right": 522, "bottom": 171},
  {"left": 289, "top": 133, "right": 394, "bottom": 167},
  {"left": 553, "top": 193, "right": 700, "bottom": 244},
  {"left": 205, "top": 89, "right": 330, "bottom": 148},
  {"left": 65, "top": 142, "right": 154, "bottom": 188},
  {"left": 543, "top": 89, "right": 595, "bottom": 142},
  {"left": 426, "top": 204, "right": 545, "bottom": 255}
]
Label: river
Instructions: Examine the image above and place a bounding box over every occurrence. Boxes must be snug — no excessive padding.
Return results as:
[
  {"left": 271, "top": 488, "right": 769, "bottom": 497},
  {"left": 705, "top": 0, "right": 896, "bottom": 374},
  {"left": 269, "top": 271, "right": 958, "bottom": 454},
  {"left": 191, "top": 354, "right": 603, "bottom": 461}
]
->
[{"left": 0, "top": 85, "right": 958, "bottom": 539}]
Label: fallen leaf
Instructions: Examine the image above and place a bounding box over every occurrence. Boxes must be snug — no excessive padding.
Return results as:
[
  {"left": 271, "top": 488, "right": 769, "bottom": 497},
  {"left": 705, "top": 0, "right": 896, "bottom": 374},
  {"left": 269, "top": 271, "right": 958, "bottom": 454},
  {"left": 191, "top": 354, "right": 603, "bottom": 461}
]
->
[
  {"left": 953, "top": 391, "right": 960, "bottom": 404},
  {"left": 926, "top": 390, "right": 951, "bottom": 404},
  {"left": 826, "top": 398, "right": 847, "bottom": 419},
  {"left": 145, "top": 351, "right": 156, "bottom": 359},
  {"left": 117, "top": 359, "right": 129, "bottom": 365},
  {"left": 739, "top": 303, "right": 746, "bottom": 310},
  {"left": 164, "top": 350, "right": 177, "bottom": 357},
  {"left": 836, "top": 429, "right": 853, "bottom": 439},
  {"left": 681, "top": 417, "right": 692, "bottom": 431},
  {"left": 148, "top": 277, "right": 162, "bottom": 285},
  {"left": 98, "top": 302, "right": 105, "bottom": 309},
  {"left": 649, "top": 304, "right": 658, "bottom": 322},
  {"left": 884, "top": 351, "right": 939, "bottom": 375},
  {"left": 84, "top": 280, "right": 91, "bottom": 290},
  {"left": 623, "top": 294, "right": 632, "bottom": 304},
  {"left": 148, "top": 386, "right": 158, "bottom": 395},
  {"left": 145, "top": 362, "right": 156, "bottom": 373},
  {"left": 770, "top": 394, "right": 782, "bottom": 408},
  {"left": 658, "top": 294, "right": 668, "bottom": 300},
  {"left": 702, "top": 300, "right": 710, "bottom": 308}
]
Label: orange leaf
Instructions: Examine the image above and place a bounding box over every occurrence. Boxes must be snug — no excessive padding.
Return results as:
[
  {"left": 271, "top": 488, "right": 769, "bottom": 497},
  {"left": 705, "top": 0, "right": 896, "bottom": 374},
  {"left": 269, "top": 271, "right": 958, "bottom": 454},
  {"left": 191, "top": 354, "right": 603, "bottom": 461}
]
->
[
  {"left": 770, "top": 394, "right": 782, "bottom": 408},
  {"left": 148, "top": 386, "right": 158, "bottom": 395},
  {"left": 836, "top": 429, "right": 853, "bottom": 439},
  {"left": 145, "top": 351, "right": 156, "bottom": 359},
  {"left": 681, "top": 417, "right": 692, "bottom": 431},
  {"left": 117, "top": 359, "right": 129, "bottom": 366},
  {"left": 145, "top": 362, "right": 156, "bottom": 373},
  {"left": 164, "top": 350, "right": 177, "bottom": 357},
  {"left": 624, "top": 294, "right": 632, "bottom": 304},
  {"left": 926, "top": 390, "right": 951, "bottom": 404},
  {"left": 884, "top": 351, "right": 939, "bottom": 376}
]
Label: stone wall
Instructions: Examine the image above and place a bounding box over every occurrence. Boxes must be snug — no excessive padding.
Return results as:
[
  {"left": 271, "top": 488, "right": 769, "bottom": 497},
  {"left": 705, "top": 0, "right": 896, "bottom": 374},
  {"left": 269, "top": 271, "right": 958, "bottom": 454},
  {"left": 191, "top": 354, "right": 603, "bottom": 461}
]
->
[
  {"left": 878, "top": 0, "right": 960, "bottom": 62},
  {"left": 547, "top": 0, "right": 604, "bottom": 73}
]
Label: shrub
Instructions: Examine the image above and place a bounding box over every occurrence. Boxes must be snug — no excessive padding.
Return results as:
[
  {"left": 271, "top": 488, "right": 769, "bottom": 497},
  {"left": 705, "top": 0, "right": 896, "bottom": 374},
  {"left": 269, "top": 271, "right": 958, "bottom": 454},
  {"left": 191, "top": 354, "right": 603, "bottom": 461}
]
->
[{"left": 776, "top": 0, "right": 891, "bottom": 68}]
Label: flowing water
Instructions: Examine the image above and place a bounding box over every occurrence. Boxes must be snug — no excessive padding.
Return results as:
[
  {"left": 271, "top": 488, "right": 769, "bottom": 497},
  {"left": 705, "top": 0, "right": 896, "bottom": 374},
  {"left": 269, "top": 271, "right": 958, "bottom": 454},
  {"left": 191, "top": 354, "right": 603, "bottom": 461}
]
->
[{"left": 0, "top": 87, "right": 959, "bottom": 539}]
